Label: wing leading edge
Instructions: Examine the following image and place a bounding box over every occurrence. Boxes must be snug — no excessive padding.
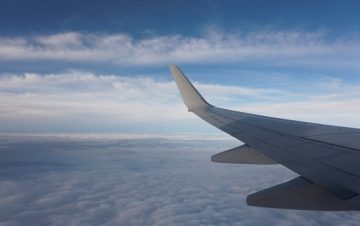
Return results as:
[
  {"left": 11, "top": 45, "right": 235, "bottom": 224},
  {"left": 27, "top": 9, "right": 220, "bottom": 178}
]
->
[{"left": 169, "top": 64, "right": 360, "bottom": 210}]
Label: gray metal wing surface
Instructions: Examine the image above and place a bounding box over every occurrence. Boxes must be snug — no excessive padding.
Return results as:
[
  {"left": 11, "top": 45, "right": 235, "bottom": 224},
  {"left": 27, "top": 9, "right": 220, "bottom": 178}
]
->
[{"left": 170, "top": 65, "right": 360, "bottom": 210}]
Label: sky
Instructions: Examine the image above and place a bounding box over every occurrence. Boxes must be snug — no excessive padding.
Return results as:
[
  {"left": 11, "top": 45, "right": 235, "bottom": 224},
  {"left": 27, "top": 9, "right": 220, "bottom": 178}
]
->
[
  {"left": 1, "top": 0, "right": 360, "bottom": 133},
  {"left": 3, "top": 2, "right": 360, "bottom": 225}
]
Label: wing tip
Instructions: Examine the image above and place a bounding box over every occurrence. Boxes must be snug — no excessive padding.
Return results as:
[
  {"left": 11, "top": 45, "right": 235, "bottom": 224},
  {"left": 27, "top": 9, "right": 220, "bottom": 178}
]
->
[{"left": 169, "top": 64, "right": 212, "bottom": 111}]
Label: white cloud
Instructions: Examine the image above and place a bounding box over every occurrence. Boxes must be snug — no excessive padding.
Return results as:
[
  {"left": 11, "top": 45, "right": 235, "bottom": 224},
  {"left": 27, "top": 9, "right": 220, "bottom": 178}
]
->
[
  {"left": 0, "top": 71, "right": 289, "bottom": 133},
  {"left": 1, "top": 137, "right": 360, "bottom": 226},
  {"left": 1, "top": 70, "right": 360, "bottom": 132},
  {"left": 240, "top": 99, "right": 360, "bottom": 128},
  {"left": 0, "top": 31, "right": 360, "bottom": 68}
]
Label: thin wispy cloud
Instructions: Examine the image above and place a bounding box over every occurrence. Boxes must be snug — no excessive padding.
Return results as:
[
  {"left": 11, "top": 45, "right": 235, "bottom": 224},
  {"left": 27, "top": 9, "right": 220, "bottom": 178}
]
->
[
  {"left": 0, "top": 71, "right": 287, "bottom": 132},
  {"left": 1, "top": 31, "right": 360, "bottom": 69},
  {"left": 1, "top": 71, "right": 360, "bottom": 132}
]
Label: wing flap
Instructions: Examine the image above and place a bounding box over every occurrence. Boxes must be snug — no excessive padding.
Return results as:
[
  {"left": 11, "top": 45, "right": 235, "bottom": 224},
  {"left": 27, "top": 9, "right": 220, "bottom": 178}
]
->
[
  {"left": 247, "top": 176, "right": 356, "bottom": 210},
  {"left": 211, "top": 144, "right": 278, "bottom": 164}
]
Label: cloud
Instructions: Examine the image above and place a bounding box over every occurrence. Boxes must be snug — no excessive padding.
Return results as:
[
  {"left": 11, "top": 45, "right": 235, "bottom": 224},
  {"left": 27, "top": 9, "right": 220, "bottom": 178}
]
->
[
  {"left": 0, "top": 71, "right": 186, "bottom": 132},
  {"left": 1, "top": 136, "right": 360, "bottom": 226},
  {"left": 0, "top": 71, "right": 289, "bottom": 133},
  {"left": 1, "top": 70, "right": 360, "bottom": 132},
  {"left": 240, "top": 99, "right": 360, "bottom": 128},
  {"left": 0, "top": 31, "right": 360, "bottom": 69}
]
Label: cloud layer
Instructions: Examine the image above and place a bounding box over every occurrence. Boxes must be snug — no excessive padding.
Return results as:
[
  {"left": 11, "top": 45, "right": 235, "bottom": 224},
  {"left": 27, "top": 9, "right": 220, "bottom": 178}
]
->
[
  {"left": 0, "top": 70, "right": 290, "bottom": 133},
  {"left": 1, "top": 31, "right": 360, "bottom": 68},
  {"left": 1, "top": 136, "right": 360, "bottom": 226},
  {"left": 1, "top": 70, "right": 360, "bottom": 132}
]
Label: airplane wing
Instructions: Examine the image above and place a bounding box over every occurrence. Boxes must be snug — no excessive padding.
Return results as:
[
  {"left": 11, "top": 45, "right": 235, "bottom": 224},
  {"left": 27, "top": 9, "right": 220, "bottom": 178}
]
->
[{"left": 170, "top": 65, "right": 360, "bottom": 210}]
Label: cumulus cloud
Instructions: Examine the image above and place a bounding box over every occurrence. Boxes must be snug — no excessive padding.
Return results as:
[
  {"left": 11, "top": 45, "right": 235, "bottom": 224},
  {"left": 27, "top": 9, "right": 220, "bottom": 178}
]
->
[
  {"left": 0, "top": 31, "right": 360, "bottom": 68},
  {"left": 1, "top": 136, "right": 360, "bottom": 226}
]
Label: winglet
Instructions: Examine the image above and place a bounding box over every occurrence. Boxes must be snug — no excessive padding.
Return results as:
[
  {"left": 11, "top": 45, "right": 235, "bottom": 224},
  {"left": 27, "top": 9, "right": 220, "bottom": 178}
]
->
[{"left": 169, "top": 65, "right": 212, "bottom": 111}]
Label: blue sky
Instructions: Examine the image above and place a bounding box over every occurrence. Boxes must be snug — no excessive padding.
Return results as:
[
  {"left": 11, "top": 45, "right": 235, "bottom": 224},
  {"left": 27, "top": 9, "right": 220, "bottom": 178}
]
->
[
  {"left": 2, "top": 0, "right": 360, "bottom": 36},
  {"left": 1, "top": 0, "right": 360, "bottom": 133}
]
